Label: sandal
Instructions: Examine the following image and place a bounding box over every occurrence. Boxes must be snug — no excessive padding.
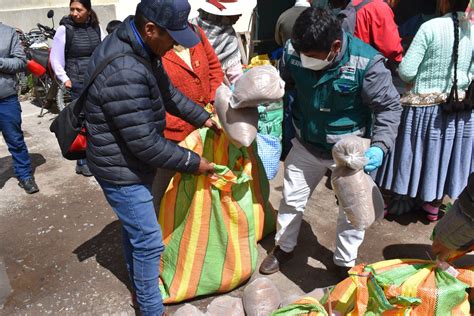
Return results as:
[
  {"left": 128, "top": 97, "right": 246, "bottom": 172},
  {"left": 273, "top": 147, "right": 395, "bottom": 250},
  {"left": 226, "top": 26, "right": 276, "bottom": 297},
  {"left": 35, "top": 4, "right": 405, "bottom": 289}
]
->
[{"left": 422, "top": 203, "right": 440, "bottom": 222}]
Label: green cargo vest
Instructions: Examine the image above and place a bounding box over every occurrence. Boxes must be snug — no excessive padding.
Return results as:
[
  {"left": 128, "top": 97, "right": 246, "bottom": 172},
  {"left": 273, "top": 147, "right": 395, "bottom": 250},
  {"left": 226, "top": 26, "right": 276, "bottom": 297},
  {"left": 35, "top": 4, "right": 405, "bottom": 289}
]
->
[{"left": 284, "top": 32, "right": 379, "bottom": 151}]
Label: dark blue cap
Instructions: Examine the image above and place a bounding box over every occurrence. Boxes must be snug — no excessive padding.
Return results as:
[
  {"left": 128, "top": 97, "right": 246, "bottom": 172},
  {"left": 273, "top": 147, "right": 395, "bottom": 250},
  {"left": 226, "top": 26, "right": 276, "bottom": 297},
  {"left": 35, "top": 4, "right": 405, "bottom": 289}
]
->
[{"left": 137, "top": 0, "right": 199, "bottom": 48}]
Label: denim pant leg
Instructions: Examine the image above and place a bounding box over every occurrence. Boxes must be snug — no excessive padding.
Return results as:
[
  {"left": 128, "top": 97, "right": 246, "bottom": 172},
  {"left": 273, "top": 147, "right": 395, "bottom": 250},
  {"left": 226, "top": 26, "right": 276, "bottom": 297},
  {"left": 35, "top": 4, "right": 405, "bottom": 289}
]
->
[
  {"left": 0, "top": 95, "right": 32, "bottom": 180},
  {"left": 121, "top": 226, "right": 135, "bottom": 287},
  {"left": 97, "top": 179, "right": 164, "bottom": 315}
]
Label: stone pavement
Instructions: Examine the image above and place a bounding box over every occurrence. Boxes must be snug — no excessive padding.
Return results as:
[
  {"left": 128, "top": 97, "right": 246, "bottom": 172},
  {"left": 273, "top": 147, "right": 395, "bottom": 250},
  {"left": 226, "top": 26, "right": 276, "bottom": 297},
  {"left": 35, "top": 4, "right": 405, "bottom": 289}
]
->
[{"left": 0, "top": 101, "right": 471, "bottom": 315}]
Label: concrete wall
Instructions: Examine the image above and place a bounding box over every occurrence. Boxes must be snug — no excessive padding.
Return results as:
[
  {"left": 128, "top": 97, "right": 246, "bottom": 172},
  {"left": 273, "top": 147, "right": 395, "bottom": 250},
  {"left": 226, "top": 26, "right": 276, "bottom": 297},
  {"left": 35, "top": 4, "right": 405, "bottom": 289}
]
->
[
  {"left": 110, "top": 0, "right": 254, "bottom": 33},
  {"left": 0, "top": 5, "right": 117, "bottom": 32},
  {"left": 0, "top": 0, "right": 253, "bottom": 33},
  {"left": 102, "top": 0, "right": 254, "bottom": 32}
]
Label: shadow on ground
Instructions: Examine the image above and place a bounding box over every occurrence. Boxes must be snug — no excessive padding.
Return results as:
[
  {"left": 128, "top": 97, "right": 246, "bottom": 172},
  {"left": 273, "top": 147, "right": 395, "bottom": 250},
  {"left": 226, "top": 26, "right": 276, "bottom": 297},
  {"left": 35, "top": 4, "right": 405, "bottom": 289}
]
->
[
  {"left": 260, "top": 220, "right": 341, "bottom": 292},
  {"left": 383, "top": 243, "right": 474, "bottom": 266},
  {"left": 384, "top": 209, "right": 433, "bottom": 226},
  {"left": 383, "top": 243, "right": 433, "bottom": 261},
  {"left": 73, "top": 221, "right": 132, "bottom": 291},
  {"left": 0, "top": 153, "right": 46, "bottom": 189}
]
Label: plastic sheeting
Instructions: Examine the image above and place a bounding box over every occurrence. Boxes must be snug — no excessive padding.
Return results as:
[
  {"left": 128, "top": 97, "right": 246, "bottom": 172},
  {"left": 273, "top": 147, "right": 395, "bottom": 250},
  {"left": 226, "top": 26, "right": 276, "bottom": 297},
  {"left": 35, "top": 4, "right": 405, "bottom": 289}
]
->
[{"left": 331, "top": 136, "right": 384, "bottom": 230}]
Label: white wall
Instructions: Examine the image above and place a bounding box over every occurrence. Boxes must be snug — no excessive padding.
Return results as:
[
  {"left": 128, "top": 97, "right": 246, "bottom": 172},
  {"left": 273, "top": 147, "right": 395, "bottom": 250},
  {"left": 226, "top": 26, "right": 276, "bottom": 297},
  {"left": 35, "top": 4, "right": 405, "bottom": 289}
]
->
[
  {"left": 115, "top": 0, "right": 140, "bottom": 20},
  {"left": 114, "top": 0, "right": 254, "bottom": 33},
  {"left": 0, "top": 0, "right": 117, "bottom": 31},
  {"left": 0, "top": 0, "right": 253, "bottom": 33}
]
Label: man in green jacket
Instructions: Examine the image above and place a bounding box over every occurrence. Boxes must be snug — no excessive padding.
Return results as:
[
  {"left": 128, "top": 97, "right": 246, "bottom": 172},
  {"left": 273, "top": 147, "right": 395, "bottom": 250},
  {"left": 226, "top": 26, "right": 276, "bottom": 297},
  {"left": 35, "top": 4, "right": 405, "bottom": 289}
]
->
[{"left": 260, "top": 7, "right": 402, "bottom": 276}]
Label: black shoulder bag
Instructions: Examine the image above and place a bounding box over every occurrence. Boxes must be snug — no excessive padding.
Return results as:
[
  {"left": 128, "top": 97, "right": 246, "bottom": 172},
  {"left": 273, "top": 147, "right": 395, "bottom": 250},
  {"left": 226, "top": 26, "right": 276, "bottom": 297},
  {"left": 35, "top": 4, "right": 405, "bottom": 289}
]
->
[
  {"left": 50, "top": 53, "right": 152, "bottom": 160},
  {"left": 442, "top": 13, "right": 472, "bottom": 113}
]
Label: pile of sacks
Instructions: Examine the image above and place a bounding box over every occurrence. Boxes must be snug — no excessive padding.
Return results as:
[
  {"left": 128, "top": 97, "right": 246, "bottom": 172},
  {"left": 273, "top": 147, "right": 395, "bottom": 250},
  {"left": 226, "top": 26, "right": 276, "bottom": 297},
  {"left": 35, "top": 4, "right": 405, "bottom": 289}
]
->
[
  {"left": 173, "top": 277, "right": 330, "bottom": 315},
  {"left": 215, "top": 65, "right": 285, "bottom": 148},
  {"left": 173, "top": 259, "right": 474, "bottom": 315}
]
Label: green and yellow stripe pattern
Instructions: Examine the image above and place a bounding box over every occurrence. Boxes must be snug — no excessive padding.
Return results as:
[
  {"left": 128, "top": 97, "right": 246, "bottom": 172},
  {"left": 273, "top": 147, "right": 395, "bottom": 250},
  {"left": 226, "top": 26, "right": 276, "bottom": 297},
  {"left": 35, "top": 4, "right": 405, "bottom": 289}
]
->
[{"left": 158, "top": 128, "right": 275, "bottom": 303}]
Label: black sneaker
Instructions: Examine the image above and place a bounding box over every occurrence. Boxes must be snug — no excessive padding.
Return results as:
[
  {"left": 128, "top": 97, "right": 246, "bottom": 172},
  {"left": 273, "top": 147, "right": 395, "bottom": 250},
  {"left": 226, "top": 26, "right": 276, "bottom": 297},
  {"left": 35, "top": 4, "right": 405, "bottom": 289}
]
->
[
  {"left": 18, "top": 178, "right": 40, "bottom": 194},
  {"left": 76, "top": 164, "right": 93, "bottom": 177}
]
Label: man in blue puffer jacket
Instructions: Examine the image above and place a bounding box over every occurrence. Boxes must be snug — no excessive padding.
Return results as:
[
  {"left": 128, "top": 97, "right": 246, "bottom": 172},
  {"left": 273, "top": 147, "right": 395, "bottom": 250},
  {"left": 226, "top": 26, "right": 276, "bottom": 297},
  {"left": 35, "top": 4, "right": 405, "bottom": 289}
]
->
[{"left": 83, "top": 0, "right": 219, "bottom": 314}]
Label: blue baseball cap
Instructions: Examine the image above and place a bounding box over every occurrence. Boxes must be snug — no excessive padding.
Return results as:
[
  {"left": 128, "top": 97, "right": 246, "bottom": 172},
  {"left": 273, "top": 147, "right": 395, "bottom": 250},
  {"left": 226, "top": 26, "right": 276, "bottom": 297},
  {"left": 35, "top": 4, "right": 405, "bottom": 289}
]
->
[{"left": 137, "top": 0, "right": 199, "bottom": 48}]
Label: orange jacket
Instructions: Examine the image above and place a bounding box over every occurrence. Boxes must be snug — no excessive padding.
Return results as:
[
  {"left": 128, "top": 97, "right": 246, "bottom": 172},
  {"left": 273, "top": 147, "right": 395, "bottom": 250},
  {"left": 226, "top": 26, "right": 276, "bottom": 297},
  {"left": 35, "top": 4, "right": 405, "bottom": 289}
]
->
[{"left": 162, "top": 26, "right": 224, "bottom": 142}]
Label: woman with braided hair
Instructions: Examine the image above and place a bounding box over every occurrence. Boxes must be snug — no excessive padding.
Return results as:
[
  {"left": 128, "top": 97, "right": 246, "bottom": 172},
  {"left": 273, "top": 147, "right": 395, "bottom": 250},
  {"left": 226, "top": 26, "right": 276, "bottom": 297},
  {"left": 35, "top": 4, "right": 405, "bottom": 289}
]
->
[{"left": 375, "top": 0, "right": 473, "bottom": 220}]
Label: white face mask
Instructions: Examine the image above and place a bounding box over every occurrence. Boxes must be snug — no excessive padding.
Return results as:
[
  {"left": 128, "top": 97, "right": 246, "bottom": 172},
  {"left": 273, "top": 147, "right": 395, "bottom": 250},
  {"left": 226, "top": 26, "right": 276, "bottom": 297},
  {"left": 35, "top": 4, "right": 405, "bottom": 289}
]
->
[{"left": 300, "top": 52, "right": 334, "bottom": 71}]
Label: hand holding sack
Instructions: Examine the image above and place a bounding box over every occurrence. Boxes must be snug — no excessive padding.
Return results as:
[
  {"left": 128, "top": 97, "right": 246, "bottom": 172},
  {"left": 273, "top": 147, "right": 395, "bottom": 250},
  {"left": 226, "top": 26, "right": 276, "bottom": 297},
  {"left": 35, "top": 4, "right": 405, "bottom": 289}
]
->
[
  {"left": 158, "top": 128, "right": 275, "bottom": 303},
  {"left": 331, "top": 136, "right": 384, "bottom": 230},
  {"left": 364, "top": 146, "right": 384, "bottom": 172}
]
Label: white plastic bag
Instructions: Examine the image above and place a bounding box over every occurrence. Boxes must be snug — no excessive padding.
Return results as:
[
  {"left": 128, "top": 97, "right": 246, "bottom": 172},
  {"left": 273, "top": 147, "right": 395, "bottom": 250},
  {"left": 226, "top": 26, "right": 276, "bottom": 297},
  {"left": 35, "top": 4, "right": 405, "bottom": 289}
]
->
[
  {"left": 206, "top": 295, "right": 245, "bottom": 316},
  {"left": 331, "top": 136, "right": 384, "bottom": 230},
  {"left": 230, "top": 65, "right": 285, "bottom": 109},
  {"left": 214, "top": 84, "right": 258, "bottom": 148},
  {"left": 174, "top": 304, "right": 205, "bottom": 316},
  {"left": 243, "top": 278, "right": 282, "bottom": 316}
]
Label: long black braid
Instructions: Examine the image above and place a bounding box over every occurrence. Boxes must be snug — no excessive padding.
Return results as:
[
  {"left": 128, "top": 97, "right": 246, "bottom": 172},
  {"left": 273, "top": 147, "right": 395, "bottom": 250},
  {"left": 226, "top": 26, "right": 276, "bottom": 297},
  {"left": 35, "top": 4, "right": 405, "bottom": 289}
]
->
[
  {"left": 444, "top": 11, "right": 465, "bottom": 112},
  {"left": 452, "top": 11, "right": 459, "bottom": 101}
]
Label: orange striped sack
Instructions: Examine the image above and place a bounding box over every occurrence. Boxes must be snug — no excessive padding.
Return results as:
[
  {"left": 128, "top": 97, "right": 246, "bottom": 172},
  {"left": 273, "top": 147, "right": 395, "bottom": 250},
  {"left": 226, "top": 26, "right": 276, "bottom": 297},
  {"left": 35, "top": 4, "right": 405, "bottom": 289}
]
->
[
  {"left": 158, "top": 128, "right": 276, "bottom": 303},
  {"left": 322, "top": 259, "right": 474, "bottom": 315}
]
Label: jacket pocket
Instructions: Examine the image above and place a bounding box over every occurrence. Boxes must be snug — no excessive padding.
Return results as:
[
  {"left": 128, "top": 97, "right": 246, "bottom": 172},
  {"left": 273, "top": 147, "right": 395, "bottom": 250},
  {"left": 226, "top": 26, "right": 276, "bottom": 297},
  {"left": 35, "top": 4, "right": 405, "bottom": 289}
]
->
[
  {"left": 331, "top": 79, "right": 359, "bottom": 111},
  {"left": 325, "top": 118, "right": 366, "bottom": 145}
]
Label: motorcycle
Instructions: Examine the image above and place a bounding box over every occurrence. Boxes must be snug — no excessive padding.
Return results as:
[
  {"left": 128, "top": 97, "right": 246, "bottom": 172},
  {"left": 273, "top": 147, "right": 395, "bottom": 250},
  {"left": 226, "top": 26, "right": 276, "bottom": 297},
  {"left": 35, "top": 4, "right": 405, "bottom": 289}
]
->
[{"left": 18, "top": 10, "right": 70, "bottom": 117}]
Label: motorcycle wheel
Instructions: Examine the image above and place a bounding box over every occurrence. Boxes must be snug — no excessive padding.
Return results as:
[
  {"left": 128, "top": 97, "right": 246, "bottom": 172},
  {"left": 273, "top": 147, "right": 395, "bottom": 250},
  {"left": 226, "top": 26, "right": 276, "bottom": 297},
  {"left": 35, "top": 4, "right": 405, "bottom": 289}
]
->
[{"left": 32, "top": 75, "right": 52, "bottom": 108}]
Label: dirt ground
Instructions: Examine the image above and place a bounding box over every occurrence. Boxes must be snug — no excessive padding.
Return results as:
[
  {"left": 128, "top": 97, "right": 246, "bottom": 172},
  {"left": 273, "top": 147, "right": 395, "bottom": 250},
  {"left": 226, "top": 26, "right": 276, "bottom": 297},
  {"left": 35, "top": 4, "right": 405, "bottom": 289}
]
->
[{"left": 0, "top": 101, "right": 472, "bottom": 315}]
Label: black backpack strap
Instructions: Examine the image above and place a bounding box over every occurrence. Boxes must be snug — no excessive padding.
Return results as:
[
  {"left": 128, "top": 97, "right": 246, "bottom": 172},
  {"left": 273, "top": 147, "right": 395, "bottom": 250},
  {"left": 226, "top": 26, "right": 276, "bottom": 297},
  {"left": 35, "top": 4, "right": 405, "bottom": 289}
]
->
[
  {"left": 73, "top": 53, "right": 153, "bottom": 115},
  {"left": 340, "top": 0, "right": 373, "bottom": 34},
  {"left": 354, "top": 0, "right": 372, "bottom": 11}
]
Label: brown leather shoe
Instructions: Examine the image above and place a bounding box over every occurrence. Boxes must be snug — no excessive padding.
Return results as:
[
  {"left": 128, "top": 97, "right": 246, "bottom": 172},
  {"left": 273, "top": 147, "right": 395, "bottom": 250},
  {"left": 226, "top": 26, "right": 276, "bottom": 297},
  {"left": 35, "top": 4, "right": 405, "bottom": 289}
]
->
[{"left": 259, "top": 246, "right": 294, "bottom": 275}]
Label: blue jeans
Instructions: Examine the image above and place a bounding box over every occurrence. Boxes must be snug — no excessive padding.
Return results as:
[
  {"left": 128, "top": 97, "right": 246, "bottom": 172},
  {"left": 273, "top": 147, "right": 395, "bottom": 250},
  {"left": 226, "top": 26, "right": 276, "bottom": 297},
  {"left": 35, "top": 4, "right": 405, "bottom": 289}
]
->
[
  {"left": 97, "top": 179, "right": 164, "bottom": 315},
  {"left": 0, "top": 95, "right": 32, "bottom": 180}
]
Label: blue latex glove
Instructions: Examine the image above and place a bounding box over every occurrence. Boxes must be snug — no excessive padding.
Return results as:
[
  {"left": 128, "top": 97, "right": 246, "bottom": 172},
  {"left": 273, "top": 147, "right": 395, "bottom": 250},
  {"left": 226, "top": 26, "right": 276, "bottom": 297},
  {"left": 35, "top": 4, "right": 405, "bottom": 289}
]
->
[{"left": 364, "top": 146, "right": 384, "bottom": 173}]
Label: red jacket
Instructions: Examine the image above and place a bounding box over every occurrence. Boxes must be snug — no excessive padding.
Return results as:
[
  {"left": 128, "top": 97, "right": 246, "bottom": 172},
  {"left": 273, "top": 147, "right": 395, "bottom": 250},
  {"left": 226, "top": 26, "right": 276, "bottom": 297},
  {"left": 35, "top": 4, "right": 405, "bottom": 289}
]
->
[
  {"left": 353, "top": 0, "right": 403, "bottom": 62},
  {"left": 162, "top": 26, "right": 224, "bottom": 142}
]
